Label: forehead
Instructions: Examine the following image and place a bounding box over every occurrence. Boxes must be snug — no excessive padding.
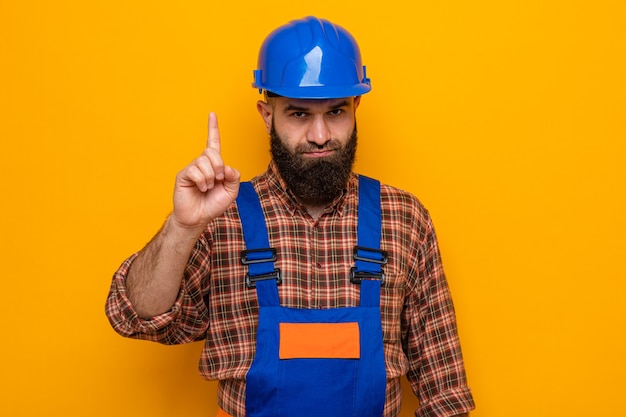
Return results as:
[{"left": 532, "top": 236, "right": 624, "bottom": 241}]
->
[{"left": 273, "top": 97, "right": 354, "bottom": 111}]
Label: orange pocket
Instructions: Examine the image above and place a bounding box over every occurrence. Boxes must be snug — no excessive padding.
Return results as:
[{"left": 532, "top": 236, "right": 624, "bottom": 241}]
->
[{"left": 279, "top": 322, "right": 360, "bottom": 359}]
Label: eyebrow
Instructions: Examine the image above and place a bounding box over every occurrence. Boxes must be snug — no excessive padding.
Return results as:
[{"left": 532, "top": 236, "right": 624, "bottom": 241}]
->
[{"left": 284, "top": 100, "right": 350, "bottom": 112}]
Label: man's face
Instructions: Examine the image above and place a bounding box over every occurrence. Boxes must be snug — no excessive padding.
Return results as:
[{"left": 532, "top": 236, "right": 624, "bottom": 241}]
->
[{"left": 257, "top": 96, "right": 360, "bottom": 205}]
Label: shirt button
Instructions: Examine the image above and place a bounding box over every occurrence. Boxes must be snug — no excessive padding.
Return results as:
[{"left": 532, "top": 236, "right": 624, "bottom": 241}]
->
[{"left": 316, "top": 262, "right": 322, "bottom": 268}]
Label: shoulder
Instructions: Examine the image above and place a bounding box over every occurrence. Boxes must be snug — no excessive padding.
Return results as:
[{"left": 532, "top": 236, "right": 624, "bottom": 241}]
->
[
  {"left": 371, "top": 180, "right": 437, "bottom": 248},
  {"left": 378, "top": 181, "right": 431, "bottom": 222}
]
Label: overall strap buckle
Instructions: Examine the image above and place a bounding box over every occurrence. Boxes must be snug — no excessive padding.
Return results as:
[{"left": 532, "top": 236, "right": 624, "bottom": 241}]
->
[
  {"left": 241, "top": 248, "right": 278, "bottom": 265},
  {"left": 245, "top": 269, "right": 282, "bottom": 289},
  {"left": 241, "top": 248, "right": 282, "bottom": 288},
  {"left": 350, "top": 246, "right": 388, "bottom": 284}
]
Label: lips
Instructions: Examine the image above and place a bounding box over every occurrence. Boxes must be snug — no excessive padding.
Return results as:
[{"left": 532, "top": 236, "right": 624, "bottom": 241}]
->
[
  {"left": 303, "top": 150, "right": 335, "bottom": 158},
  {"left": 300, "top": 144, "right": 339, "bottom": 156}
]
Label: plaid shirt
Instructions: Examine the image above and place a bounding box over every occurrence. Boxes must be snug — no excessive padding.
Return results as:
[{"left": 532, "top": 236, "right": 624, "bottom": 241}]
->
[{"left": 106, "top": 162, "right": 475, "bottom": 417}]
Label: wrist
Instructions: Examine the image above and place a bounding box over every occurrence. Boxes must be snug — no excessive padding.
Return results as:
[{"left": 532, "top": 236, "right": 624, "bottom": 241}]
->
[{"left": 164, "top": 214, "right": 207, "bottom": 243}]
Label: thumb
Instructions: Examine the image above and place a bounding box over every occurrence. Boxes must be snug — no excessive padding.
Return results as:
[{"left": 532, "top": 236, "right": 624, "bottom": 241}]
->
[{"left": 223, "top": 165, "right": 241, "bottom": 194}]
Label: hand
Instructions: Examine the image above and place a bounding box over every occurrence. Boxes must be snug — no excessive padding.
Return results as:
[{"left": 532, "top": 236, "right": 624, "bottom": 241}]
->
[{"left": 171, "top": 112, "right": 240, "bottom": 230}]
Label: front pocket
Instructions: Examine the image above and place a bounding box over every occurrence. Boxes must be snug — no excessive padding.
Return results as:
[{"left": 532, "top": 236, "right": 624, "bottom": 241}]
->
[{"left": 279, "top": 322, "right": 360, "bottom": 359}]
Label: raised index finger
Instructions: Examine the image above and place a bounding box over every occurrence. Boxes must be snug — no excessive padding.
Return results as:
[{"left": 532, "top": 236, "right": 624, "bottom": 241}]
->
[{"left": 207, "top": 112, "right": 221, "bottom": 153}]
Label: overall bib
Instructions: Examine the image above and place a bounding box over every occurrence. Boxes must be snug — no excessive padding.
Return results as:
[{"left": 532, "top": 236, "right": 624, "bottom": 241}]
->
[{"left": 236, "top": 176, "right": 387, "bottom": 417}]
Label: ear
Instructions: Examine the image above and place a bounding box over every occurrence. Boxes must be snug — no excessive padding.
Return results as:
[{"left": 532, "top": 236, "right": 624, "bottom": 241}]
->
[
  {"left": 257, "top": 100, "right": 273, "bottom": 134},
  {"left": 353, "top": 96, "right": 361, "bottom": 111}
]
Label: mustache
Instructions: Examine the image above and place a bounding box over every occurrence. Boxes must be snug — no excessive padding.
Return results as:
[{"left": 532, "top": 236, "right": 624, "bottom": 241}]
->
[{"left": 295, "top": 140, "right": 342, "bottom": 153}]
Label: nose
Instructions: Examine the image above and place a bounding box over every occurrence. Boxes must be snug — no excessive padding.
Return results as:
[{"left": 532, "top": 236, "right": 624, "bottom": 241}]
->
[{"left": 306, "top": 116, "right": 331, "bottom": 146}]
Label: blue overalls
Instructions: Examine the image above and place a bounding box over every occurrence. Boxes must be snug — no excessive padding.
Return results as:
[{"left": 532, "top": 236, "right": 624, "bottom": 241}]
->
[{"left": 236, "top": 176, "right": 387, "bottom": 417}]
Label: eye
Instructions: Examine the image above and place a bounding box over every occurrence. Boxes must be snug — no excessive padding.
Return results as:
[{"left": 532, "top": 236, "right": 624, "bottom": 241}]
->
[
  {"left": 328, "top": 109, "right": 343, "bottom": 116},
  {"left": 291, "top": 111, "right": 307, "bottom": 119}
]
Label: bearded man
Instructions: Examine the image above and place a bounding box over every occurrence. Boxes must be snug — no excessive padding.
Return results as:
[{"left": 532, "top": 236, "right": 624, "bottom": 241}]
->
[{"left": 106, "top": 16, "right": 475, "bottom": 417}]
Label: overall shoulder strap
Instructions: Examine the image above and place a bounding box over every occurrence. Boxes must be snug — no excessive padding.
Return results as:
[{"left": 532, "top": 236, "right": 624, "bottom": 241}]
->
[
  {"left": 236, "top": 182, "right": 280, "bottom": 306},
  {"left": 354, "top": 175, "right": 386, "bottom": 307}
]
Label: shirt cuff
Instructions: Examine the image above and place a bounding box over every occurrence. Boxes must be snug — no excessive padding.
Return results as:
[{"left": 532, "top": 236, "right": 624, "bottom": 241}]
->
[
  {"left": 105, "top": 254, "right": 184, "bottom": 339},
  {"left": 416, "top": 386, "right": 475, "bottom": 417}
]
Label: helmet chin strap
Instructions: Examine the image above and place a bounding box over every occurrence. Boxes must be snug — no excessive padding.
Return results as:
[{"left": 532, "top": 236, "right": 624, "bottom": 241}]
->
[{"left": 254, "top": 69, "right": 263, "bottom": 94}]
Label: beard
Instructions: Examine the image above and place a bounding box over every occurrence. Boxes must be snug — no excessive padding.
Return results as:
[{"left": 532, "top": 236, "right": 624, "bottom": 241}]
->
[{"left": 270, "top": 123, "right": 358, "bottom": 206}]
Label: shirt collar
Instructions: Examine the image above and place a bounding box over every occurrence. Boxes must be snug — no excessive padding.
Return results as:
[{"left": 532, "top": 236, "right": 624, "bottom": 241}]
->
[{"left": 264, "top": 161, "right": 358, "bottom": 217}]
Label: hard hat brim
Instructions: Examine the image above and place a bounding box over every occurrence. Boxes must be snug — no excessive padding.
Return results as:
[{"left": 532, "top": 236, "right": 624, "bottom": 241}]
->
[{"left": 255, "top": 83, "right": 372, "bottom": 99}]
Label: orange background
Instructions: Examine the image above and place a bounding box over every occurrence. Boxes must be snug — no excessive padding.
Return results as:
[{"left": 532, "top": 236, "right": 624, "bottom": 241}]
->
[{"left": 1, "top": 1, "right": 625, "bottom": 416}]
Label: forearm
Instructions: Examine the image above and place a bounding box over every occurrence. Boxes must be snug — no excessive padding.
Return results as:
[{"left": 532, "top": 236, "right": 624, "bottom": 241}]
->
[
  {"left": 405, "top": 213, "right": 476, "bottom": 417},
  {"left": 126, "top": 215, "right": 206, "bottom": 318}
]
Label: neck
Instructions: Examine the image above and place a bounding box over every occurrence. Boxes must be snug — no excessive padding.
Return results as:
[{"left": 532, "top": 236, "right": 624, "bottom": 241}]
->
[
  {"left": 295, "top": 194, "right": 333, "bottom": 221},
  {"left": 302, "top": 203, "right": 327, "bottom": 221}
]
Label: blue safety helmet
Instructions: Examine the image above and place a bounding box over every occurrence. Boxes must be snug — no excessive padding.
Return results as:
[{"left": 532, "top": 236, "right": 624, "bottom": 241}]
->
[{"left": 252, "top": 16, "right": 371, "bottom": 99}]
